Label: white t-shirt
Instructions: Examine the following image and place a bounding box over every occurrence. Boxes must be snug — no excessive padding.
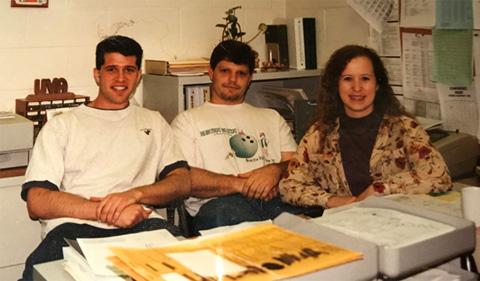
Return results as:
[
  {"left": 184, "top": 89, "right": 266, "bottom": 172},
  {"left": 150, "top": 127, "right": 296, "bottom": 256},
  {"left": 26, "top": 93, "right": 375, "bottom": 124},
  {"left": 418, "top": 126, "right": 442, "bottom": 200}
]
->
[
  {"left": 171, "top": 102, "right": 297, "bottom": 216},
  {"left": 25, "top": 104, "right": 185, "bottom": 235}
]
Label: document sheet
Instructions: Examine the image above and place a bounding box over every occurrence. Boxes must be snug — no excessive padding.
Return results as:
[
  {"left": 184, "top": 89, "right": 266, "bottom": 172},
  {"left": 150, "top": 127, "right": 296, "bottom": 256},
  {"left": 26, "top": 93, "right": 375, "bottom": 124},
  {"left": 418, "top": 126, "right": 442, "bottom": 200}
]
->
[
  {"left": 108, "top": 224, "right": 363, "bottom": 281},
  {"left": 385, "top": 193, "right": 462, "bottom": 218},
  {"left": 314, "top": 207, "right": 455, "bottom": 248},
  {"left": 76, "top": 229, "right": 178, "bottom": 276}
]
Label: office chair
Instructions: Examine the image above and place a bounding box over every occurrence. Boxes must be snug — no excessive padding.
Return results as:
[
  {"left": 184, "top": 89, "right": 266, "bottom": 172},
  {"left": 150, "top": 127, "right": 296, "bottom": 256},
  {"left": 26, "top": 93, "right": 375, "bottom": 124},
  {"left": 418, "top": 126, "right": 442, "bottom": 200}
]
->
[
  {"left": 460, "top": 253, "right": 479, "bottom": 274},
  {"left": 166, "top": 199, "right": 196, "bottom": 238},
  {"left": 294, "top": 100, "right": 317, "bottom": 143}
]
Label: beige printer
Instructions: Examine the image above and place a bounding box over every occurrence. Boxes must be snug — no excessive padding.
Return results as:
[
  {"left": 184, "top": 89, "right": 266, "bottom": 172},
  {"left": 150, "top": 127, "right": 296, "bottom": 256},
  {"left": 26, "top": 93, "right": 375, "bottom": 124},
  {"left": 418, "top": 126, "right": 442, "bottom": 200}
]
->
[
  {"left": 0, "top": 114, "right": 33, "bottom": 169},
  {"left": 416, "top": 116, "right": 478, "bottom": 180},
  {"left": 430, "top": 129, "right": 478, "bottom": 180}
]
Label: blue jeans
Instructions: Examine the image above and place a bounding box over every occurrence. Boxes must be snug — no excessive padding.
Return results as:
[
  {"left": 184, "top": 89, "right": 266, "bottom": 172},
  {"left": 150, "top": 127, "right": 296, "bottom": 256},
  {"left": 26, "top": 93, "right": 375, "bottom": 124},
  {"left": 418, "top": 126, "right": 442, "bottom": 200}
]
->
[
  {"left": 192, "top": 194, "right": 322, "bottom": 233},
  {"left": 20, "top": 218, "right": 180, "bottom": 281}
]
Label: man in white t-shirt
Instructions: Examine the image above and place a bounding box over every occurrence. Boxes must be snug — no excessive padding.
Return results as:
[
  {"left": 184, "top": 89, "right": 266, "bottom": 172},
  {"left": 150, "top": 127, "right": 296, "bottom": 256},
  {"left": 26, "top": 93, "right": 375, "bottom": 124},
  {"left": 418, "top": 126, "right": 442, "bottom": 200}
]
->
[
  {"left": 171, "top": 40, "right": 318, "bottom": 234},
  {"left": 19, "top": 36, "right": 190, "bottom": 281}
]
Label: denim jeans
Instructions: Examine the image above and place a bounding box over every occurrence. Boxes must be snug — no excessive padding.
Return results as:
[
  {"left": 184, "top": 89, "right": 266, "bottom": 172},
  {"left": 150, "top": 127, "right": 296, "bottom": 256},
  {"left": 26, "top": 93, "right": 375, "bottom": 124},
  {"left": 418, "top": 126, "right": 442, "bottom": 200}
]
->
[
  {"left": 20, "top": 218, "right": 180, "bottom": 281},
  {"left": 192, "top": 194, "right": 322, "bottom": 233}
]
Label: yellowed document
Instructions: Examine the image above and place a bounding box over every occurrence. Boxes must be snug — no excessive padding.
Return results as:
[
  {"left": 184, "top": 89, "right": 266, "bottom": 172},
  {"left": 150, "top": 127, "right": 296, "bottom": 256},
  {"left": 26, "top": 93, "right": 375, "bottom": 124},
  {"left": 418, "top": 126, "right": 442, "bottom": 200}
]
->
[
  {"left": 109, "top": 224, "right": 362, "bottom": 281},
  {"left": 386, "top": 192, "right": 462, "bottom": 217}
]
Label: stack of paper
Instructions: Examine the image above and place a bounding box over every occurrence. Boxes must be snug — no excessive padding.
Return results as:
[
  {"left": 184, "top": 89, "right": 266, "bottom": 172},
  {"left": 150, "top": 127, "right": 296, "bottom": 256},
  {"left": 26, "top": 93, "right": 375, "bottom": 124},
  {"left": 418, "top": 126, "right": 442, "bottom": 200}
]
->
[
  {"left": 108, "top": 224, "right": 362, "bottom": 281},
  {"left": 168, "top": 59, "right": 210, "bottom": 76},
  {"left": 144, "top": 59, "right": 210, "bottom": 76},
  {"left": 315, "top": 206, "right": 455, "bottom": 248},
  {"left": 63, "top": 247, "right": 127, "bottom": 281},
  {"left": 312, "top": 196, "right": 475, "bottom": 278},
  {"left": 385, "top": 192, "right": 462, "bottom": 218},
  {"left": 62, "top": 229, "right": 178, "bottom": 281}
]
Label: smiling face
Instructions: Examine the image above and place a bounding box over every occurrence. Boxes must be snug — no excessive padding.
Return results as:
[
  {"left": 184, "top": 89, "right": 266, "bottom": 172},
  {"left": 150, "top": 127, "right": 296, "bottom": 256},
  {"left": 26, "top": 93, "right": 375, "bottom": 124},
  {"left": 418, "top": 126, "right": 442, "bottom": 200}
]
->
[
  {"left": 92, "top": 52, "right": 141, "bottom": 110},
  {"left": 338, "top": 56, "right": 377, "bottom": 118},
  {"left": 208, "top": 60, "right": 252, "bottom": 105}
]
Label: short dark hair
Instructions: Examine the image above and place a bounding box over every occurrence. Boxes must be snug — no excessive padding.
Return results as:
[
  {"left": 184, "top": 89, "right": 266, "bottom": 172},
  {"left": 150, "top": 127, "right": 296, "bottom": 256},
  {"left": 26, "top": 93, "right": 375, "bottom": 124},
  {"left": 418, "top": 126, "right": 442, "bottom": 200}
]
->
[
  {"left": 210, "top": 40, "right": 256, "bottom": 74},
  {"left": 95, "top": 35, "right": 143, "bottom": 70}
]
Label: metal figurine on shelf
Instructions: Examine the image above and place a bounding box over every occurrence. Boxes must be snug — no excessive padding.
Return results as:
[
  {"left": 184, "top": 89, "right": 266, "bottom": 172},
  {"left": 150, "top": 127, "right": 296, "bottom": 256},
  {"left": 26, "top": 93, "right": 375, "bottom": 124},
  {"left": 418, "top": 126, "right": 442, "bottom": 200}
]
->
[
  {"left": 216, "top": 6, "right": 245, "bottom": 41},
  {"left": 215, "top": 6, "right": 267, "bottom": 69},
  {"left": 216, "top": 6, "right": 267, "bottom": 43}
]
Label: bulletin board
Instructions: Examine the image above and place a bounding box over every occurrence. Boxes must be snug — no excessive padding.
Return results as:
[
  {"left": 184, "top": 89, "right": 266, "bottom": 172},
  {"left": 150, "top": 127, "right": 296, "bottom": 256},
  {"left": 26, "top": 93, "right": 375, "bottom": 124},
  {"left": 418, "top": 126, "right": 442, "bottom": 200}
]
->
[
  {"left": 398, "top": 28, "right": 442, "bottom": 120},
  {"left": 366, "top": 0, "right": 480, "bottom": 139}
]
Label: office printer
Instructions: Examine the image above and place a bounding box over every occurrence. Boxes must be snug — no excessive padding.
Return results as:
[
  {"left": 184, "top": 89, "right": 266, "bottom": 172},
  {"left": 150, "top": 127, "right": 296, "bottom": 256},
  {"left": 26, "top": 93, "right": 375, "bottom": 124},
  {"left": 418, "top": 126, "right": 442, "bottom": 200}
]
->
[
  {"left": 428, "top": 129, "right": 478, "bottom": 180},
  {"left": 0, "top": 114, "right": 33, "bottom": 169}
]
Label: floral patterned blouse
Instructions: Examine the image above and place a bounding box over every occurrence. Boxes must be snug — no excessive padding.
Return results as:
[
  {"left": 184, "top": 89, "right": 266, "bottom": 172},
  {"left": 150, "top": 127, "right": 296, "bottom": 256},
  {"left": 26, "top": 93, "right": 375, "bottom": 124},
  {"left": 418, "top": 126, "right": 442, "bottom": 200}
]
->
[{"left": 279, "top": 114, "right": 452, "bottom": 208}]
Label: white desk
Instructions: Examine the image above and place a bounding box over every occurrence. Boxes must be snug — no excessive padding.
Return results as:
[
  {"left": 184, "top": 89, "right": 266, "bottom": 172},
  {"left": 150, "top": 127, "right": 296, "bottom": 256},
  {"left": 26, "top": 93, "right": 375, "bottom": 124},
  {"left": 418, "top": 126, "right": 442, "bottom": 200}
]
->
[
  {"left": 33, "top": 257, "right": 479, "bottom": 281},
  {"left": 32, "top": 196, "right": 480, "bottom": 281},
  {"left": 33, "top": 260, "right": 73, "bottom": 281},
  {"left": 33, "top": 215, "right": 378, "bottom": 281}
]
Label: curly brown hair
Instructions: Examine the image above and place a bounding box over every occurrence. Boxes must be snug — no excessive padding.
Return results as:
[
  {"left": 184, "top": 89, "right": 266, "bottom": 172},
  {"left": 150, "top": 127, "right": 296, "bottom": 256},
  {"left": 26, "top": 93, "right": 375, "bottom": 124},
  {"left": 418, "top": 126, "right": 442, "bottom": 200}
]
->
[{"left": 313, "top": 45, "right": 408, "bottom": 133}]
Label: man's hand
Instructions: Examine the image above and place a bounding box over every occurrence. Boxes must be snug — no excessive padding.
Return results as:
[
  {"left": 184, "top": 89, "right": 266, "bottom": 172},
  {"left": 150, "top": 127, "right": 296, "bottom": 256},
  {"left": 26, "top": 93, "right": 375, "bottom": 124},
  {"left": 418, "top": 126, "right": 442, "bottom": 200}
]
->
[
  {"left": 238, "top": 164, "right": 282, "bottom": 200},
  {"left": 91, "top": 190, "right": 141, "bottom": 225},
  {"left": 113, "top": 204, "right": 151, "bottom": 228}
]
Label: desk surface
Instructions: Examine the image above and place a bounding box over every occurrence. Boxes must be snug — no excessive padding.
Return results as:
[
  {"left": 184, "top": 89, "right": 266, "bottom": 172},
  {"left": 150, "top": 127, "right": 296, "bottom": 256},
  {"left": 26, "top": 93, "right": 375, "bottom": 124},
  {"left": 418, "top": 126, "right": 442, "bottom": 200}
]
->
[
  {"left": 33, "top": 258, "right": 478, "bottom": 281},
  {"left": 32, "top": 194, "right": 480, "bottom": 281},
  {"left": 34, "top": 214, "right": 377, "bottom": 281},
  {"left": 33, "top": 227, "right": 480, "bottom": 281},
  {"left": 34, "top": 259, "right": 370, "bottom": 281},
  {"left": 34, "top": 260, "right": 73, "bottom": 281}
]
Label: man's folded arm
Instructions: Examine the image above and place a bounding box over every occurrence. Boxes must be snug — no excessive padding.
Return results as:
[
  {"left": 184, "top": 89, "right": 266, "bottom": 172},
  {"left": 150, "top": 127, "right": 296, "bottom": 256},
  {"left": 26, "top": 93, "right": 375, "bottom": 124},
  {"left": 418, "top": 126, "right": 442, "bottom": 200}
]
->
[
  {"left": 25, "top": 185, "right": 98, "bottom": 221},
  {"left": 133, "top": 163, "right": 191, "bottom": 206},
  {"left": 95, "top": 162, "right": 192, "bottom": 224},
  {"left": 189, "top": 167, "right": 245, "bottom": 198}
]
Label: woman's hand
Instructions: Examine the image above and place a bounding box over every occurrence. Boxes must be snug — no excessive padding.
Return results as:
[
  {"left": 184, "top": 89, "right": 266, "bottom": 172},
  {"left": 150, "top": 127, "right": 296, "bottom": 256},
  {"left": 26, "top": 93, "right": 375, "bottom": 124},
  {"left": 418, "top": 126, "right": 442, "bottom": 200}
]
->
[
  {"left": 326, "top": 196, "right": 357, "bottom": 208},
  {"left": 355, "top": 185, "right": 376, "bottom": 202}
]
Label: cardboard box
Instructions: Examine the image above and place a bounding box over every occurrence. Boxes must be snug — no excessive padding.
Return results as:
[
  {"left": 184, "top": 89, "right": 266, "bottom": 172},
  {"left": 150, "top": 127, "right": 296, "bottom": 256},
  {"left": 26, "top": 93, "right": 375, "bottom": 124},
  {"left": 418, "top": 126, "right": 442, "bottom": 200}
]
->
[{"left": 145, "top": 59, "right": 168, "bottom": 75}]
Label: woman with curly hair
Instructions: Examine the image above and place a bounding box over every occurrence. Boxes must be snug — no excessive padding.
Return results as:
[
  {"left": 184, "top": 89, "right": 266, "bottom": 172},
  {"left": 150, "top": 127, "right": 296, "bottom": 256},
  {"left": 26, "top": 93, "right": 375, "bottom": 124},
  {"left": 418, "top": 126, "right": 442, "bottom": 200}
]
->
[{"left": 279, "top": 45, "right": 452, "bottom": 209}]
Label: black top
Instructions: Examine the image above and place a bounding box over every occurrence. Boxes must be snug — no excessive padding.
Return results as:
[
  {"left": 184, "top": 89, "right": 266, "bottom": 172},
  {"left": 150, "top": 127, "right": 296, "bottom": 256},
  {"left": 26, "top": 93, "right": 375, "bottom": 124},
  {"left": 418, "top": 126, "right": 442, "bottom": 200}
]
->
[{"left": 339, "top": 111, "right": 383, "bottom": 196}]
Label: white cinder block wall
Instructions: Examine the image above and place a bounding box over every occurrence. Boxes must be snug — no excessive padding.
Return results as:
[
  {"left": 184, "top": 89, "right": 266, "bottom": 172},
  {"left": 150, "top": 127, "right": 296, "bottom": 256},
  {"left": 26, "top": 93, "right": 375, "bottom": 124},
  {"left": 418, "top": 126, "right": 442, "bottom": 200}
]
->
[
  {"left": 0, "top": 0, "right": 288, "bottom": 111},
  {"left": 0, "top": 0, "right": 366, "bottom": 111}
]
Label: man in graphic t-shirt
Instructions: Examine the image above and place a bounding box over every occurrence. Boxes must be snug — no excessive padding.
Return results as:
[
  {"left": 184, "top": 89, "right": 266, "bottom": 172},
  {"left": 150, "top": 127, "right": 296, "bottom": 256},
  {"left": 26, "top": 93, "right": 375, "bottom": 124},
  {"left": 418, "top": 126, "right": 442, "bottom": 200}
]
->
[{"left": 171, "top": 40, "right": 318, "bottom": 234}]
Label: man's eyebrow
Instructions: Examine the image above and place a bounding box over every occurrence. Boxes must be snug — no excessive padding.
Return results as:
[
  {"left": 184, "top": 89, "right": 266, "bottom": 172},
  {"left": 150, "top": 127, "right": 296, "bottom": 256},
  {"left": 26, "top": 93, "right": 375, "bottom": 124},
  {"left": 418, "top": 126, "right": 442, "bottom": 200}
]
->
[{"left": 102, "top": 64, "right": 138, "bottom": 68}]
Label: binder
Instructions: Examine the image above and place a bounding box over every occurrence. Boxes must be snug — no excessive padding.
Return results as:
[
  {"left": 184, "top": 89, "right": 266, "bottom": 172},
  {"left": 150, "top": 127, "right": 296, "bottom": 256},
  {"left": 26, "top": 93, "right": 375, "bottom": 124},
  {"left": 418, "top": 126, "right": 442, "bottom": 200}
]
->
[
  {"left": 290, "top": 17, "right": 317, "bottom": 70},
  {"left": 302, "top": 18, "right": 317, "bottom": 69},
  {"left": 184, "top": 86, "right": 198, "bottom": 109},
  {"left": 184, "top": 85, "right": 210, "bottom": 109},
  {"left": 293, "top": 18, "right": 305, "bottom": 69}
]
